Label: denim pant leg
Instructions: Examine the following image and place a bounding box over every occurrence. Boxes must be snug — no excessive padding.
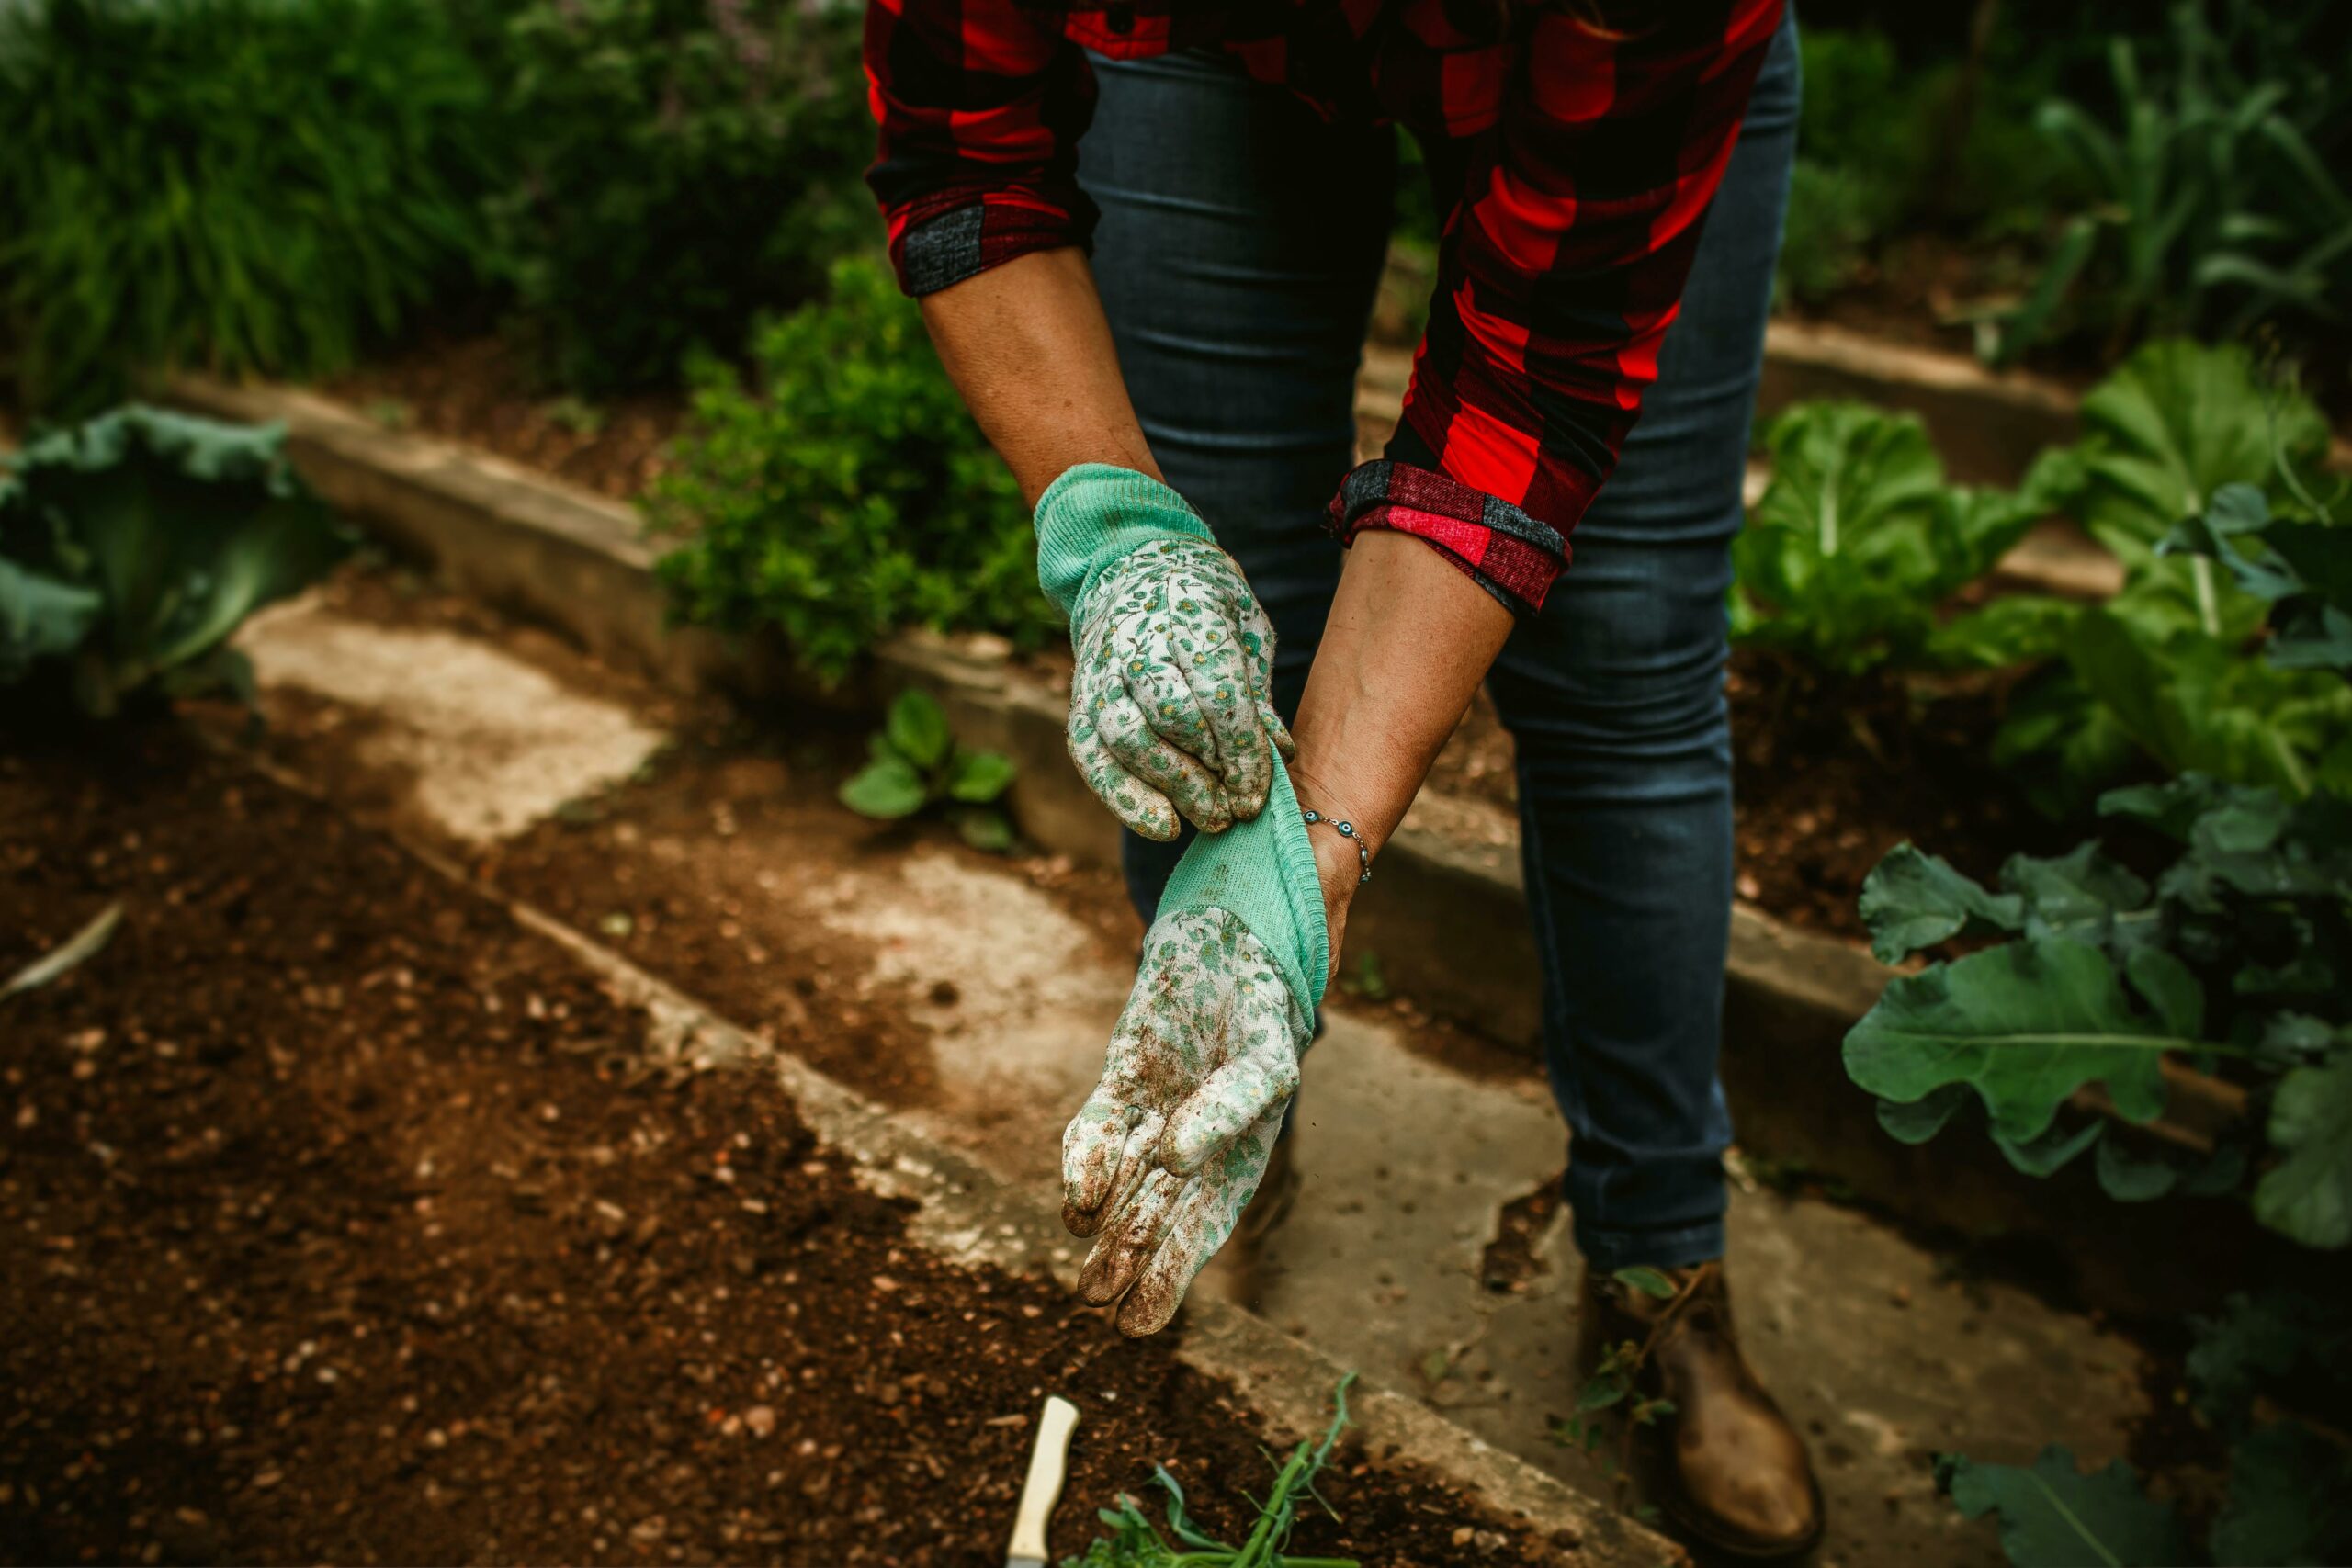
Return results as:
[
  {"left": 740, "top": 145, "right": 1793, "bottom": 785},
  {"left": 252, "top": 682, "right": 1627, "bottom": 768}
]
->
[
  {"left": 1487, "top": 12, "right": 1800, "bottom": 1273},
  {"left": 1075, "top": 49, "right": 1395, "bottom": 921}
]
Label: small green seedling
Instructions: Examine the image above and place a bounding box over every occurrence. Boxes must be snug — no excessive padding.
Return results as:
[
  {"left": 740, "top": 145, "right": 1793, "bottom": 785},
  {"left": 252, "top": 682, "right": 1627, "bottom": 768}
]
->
[
  {"left": 1547, "top": 1268, "right": 1684, "bottom": 1514},
  {"left": 840, "top": 689, "right": 1018, "bottom": 852},
  {"left": 1064, "top": 1373, "right": 1363, "bottom": 1568}
]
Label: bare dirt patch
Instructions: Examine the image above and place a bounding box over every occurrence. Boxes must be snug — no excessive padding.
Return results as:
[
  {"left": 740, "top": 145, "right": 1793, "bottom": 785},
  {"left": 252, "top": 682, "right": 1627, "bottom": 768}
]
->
[{"left": 0, "top": 725, "right": 1558, "bottom": 1567}]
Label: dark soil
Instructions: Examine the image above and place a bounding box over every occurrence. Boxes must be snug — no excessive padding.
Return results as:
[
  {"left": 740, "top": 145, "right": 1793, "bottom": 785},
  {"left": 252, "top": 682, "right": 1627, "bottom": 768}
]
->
[
  {"left": 1422, "top": 649, "right": 2075, "bottom": 942},
  {"left": 0, "top": 727, "right": 1559, "bottom": 1567},
  {"left": 324, "top": 335, "right": 685, "bottom": 502}
]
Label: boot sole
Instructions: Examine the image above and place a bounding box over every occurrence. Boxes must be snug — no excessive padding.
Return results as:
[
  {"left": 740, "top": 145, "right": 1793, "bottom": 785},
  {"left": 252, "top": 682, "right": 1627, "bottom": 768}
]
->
[{"left": 1657, "top": 1477, "right": 1826, "bottom": 1561}]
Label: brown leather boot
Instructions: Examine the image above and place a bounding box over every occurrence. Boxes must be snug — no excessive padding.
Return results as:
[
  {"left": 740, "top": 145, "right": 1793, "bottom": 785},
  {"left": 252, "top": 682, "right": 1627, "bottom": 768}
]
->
[{"left": 1577, "top": 1260, "right": 1824, "bottom": 1558}]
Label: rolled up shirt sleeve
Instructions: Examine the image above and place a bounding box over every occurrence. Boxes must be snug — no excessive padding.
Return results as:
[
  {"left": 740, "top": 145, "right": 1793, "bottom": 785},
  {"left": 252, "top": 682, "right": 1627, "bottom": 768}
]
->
[
  {"left": 1329, "top": 0, "right": 1784, "bottom": 613},
  {"left": 864, "top": 0, "right": 1100, "bottom": 297}
]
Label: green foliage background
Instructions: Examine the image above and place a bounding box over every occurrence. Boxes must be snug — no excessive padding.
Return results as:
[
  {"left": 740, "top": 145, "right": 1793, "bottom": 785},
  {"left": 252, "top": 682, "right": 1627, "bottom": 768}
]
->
[
  {"left": 482, "top": 0, "right": 876, "bottom": 395},
  {"left": 0, "top": 0, "right": 498, "bottom": 415}
]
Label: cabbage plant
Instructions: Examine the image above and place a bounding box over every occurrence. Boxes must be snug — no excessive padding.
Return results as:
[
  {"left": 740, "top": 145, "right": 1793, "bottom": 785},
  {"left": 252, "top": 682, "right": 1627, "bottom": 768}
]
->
[{"left": 0, "top": 406, "right": 350, "bottom": 717}]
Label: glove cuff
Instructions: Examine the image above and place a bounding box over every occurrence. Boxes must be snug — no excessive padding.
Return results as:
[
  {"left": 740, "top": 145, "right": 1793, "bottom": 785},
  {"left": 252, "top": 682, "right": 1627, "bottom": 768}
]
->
[
  {"left": 1157, "top": 752, "right": 1329, "bottom": 1016},
  {"left": 1035, "top": 463, "right": 1217, "bottom": 617}
]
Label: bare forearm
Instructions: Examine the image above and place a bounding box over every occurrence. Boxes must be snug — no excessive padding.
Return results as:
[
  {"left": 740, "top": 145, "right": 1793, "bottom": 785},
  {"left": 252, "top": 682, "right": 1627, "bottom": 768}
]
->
[
  {"left": 1288, "top": 534, "right": 1515, "bottom": 953},
  {"left": 917, "top": 247, "right": 1159, "bottom": 505}
]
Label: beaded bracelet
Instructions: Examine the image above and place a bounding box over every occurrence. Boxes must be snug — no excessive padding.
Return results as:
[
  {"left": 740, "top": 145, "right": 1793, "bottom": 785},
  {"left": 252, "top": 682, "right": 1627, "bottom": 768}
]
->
[{"left": 1300, "top": 807, "right": 1373, "bottom": 886}]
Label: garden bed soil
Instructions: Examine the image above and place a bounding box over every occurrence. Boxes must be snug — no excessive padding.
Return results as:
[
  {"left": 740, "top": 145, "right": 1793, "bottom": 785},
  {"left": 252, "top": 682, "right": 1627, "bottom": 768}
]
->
[
  {"left": 0, "top": 726, "right": 1553, "bottom": 1567},
  {"left": 1423, "top": 651, "right": 2075, "bottom": 941},
  {"left": 326, "top": 335, "right": 685, "bottom": 503}
]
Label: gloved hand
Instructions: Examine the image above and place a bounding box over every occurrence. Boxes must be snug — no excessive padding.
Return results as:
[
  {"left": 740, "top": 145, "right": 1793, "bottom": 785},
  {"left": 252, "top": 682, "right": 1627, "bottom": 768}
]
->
[
  {"left": 1059, "top": 753, "right": 1328, "bottom": 1337},
  {"left": 1035, "top": 465, "right": 1294, "bottom": 841}
]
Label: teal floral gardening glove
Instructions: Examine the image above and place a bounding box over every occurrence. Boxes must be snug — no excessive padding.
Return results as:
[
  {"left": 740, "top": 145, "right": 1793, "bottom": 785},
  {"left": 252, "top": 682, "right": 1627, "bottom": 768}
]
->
[
  {"left": 1058, "top": 754, "right": 1329, "bottom": 1336},
  {"left": 1035, "top": 464, "right": 1294, "bottom": 840}
]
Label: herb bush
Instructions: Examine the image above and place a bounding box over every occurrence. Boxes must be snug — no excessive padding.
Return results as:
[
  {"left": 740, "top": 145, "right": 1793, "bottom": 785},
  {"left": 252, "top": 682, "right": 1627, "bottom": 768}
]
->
[
  {"left": 647, "top": 258, "right": 1059, "bottom": 682},
  {"left": 1, "top": 407, "right": 351, "bottom": 716},
  {"left": 484, "top": 0, "right": 875, "bottom": 395},
  {"left": 0, "top": 0, "right": 497, "bottom": 416}
]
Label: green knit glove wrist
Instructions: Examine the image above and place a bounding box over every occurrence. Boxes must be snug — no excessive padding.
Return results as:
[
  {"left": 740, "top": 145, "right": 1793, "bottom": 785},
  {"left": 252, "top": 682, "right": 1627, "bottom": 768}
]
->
[
  {"left": 1035, "top": 464, "right": 1295, "bottom": 842},
  {"left": 1057, "top": 758, "right": 1327, "bottom": 1336}
]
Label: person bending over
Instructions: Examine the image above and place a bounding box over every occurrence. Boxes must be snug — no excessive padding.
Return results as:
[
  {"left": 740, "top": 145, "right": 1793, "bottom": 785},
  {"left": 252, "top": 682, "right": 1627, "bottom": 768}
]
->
[{"left": 862, "top": 0, "right": 1817, "bottom": 1552}]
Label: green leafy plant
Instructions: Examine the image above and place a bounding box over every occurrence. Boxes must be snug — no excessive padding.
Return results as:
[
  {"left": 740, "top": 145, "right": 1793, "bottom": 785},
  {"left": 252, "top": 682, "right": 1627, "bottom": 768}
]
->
[
  {"left": 839, "top": 690, "right": 1018, "bottom": 852},
  {"left": 1849, "top": 773, "right": 2349, "bottom": 1235},
  {"left": 2026, "top": 340, "right": 2334, "bottom": 565},
  {"left": 484, "top": 0, "right": 873, "bottom": 394},
  {"left": 1, "top": 406, "right": 351, "bottom": 716},
  {"left": 1729, "top": 401, "right": 2069, "bottom": 679},
  {"left": 2162, "top": 484, "right": 2352, "bottom": 673},
  {"left": 1545, "top": 1267, "right": 1682, "bottom": 1521},
  {"left": 1991, "top": 550, "right": 2352, "bottom": 812},
  {"left": 1064, "top": 1373, "right": 1361, "bottom": 1568},
  {"left": 647, "top": 256, "right": 1060, "bottom": 682},
  {"left": 1848, "top": 766, "right": 2352, "bottom": 1563},
  {"left": 1989, "top": 347, "right": 2349, "bottom": 812},
  {"left": 0, "top": 0, "right": 496, "bottom": 416},
  {"left": 1983, "top": 5, "right": 2352, "bottom": 365}
]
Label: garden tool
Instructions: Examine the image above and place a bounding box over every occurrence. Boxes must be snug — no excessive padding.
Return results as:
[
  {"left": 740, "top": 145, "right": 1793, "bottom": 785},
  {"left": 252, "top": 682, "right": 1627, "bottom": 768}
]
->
[{"left": 1005, "top": 1394, "right": 1081, "bottom": 1568}]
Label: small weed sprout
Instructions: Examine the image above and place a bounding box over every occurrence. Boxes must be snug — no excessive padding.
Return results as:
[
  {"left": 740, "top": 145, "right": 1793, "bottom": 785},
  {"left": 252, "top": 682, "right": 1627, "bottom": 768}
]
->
[{"left": 839, "top": 689, "right": 1019, "bottom": 852}]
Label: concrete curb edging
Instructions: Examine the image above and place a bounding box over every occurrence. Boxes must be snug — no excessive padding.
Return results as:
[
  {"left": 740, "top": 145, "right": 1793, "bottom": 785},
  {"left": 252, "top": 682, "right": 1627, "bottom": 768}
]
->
[
  {"left": 228, "top": 744, "right": 1674, "bottom": 1568},
  {"left": 169, "top": 373, "right": 2257, "bottom": 1309}
]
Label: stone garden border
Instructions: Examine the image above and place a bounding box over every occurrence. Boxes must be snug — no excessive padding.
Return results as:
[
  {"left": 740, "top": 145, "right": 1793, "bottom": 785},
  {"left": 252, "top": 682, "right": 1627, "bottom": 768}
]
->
[{"left": 168, "top": 372, "right": 2257, "bottom": 1309}]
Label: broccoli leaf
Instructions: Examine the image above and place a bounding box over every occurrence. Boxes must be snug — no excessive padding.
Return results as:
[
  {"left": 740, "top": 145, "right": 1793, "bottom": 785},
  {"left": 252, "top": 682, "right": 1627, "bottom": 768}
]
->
[
  {"left": 1939, "top": 1446, "right": 2193, "bottom": 1567},
  {"left": 2253, "top": 1055, "right": 2352, "bottom": 1248},
  {"left": 2211, "top": 1421, "right": 2352, "bottom": 1567},
  {"left": 1844, "top": 938, "right": 2188, "bottom": 1145},
  {"left": 1857, "top": 844, "right": 2025, "bottom": 964}
]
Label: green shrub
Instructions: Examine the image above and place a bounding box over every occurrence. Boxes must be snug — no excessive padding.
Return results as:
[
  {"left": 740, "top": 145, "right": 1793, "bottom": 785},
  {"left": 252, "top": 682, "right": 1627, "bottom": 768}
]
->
[
  {"left": 1, "top": 407, "right": 352, "bottom": 716},
  {"left": 1983, "top": 4, "right": 2352, "bottom": 365},
  {"left": 647, "top": 258, "right": 1059, "bottom": 682},
  {"left": 485, "top": 0, "right": 875, "bottom": 395},
  {"left": 1774, "top": 162, "right": 1877, "bottom": 308},
  {"left": 0, "top": 0, "right": 497, "bottom": 416}
]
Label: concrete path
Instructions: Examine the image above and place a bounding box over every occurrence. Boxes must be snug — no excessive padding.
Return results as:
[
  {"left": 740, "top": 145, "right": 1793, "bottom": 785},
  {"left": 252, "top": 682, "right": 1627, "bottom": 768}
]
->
[{"left": 237, "top": 587, "right": 2152, "bottom": 1568}]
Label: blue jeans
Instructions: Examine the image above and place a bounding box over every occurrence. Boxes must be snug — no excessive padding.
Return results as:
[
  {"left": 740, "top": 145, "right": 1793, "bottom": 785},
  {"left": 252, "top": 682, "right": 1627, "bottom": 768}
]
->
[{"left": 1081, "top": 16, "right": 1800, "bottom": 1272}]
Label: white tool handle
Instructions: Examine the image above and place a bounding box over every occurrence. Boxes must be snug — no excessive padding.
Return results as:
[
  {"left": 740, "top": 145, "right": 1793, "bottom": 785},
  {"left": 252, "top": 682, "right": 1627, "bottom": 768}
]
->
[{"left": 1009, "top": 1395, "right": 1081, "bottom": 1563}]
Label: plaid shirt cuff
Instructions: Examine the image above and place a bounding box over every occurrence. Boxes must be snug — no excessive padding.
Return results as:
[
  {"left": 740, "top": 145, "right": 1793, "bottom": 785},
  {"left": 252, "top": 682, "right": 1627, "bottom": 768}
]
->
[
  {"left": 1326, "top": 460, "right": 1570, "bottom": 615},
  {"left": 890, "top": 190, "right": 1092, "bottom": 298}
]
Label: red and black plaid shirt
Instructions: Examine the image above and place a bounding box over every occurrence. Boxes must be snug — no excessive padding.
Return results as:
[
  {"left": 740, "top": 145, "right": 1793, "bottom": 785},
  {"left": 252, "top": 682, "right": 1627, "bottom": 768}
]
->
[{"left": 865, "top": 0, "right": 1784, "bottom": 612}]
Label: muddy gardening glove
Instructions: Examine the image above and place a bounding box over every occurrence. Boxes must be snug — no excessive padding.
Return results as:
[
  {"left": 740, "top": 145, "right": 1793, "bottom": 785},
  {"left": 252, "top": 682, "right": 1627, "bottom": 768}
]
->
[
  {"left": 1058, "top": 755, "right": 1328, "bottom": 1336},
  {"left": 1035, "top": 464, "right": 1294, "bottom": 841}
]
